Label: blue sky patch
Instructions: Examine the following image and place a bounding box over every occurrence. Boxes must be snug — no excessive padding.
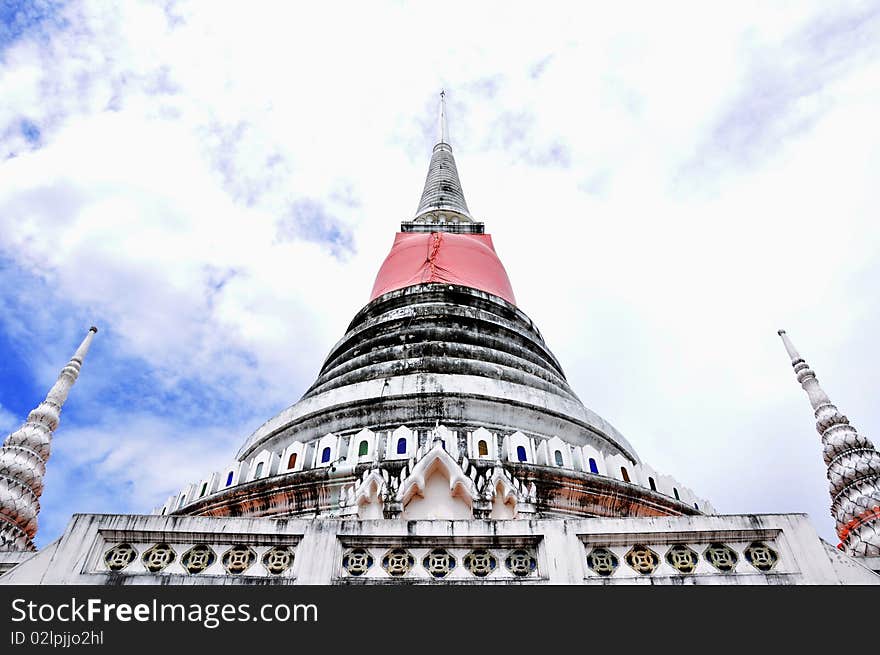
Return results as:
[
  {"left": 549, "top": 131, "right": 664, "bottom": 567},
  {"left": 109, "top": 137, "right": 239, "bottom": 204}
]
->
[
  {"left": 0, "top": 257, "right": 277, "bottom": 547},
  {"left": 19, "top": 118, "right": 40, "bottom": 144},
  {"left": 0, "top": 0, "right": 67, "bottom": 54},
  {"left": 278, "top": 198, "right": 355, "bottom": 258}
]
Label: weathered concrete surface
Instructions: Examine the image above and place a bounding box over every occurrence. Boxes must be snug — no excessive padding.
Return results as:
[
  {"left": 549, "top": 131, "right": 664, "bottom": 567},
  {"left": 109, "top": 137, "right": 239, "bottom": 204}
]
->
[
  {"left": 0, "top": 549, "right": 37, "bottom": 576},
  {"left": 2, "top": 512, "right": 876, "bottom": 585},
  {"left": 179, "top": 459, "right": 700, "bottom": 523},
  {"left": 237, "top": 285, "right": 637, "bottom": 463}
]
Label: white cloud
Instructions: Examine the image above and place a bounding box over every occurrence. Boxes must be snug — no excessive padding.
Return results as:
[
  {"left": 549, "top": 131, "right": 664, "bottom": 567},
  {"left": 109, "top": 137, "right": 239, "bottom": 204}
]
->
[
  {"left": 35, "top": 409, "right": 261, "bottom": 542},
  {"left": 1, "top": 0, "right": 879, "bottom": 546}
]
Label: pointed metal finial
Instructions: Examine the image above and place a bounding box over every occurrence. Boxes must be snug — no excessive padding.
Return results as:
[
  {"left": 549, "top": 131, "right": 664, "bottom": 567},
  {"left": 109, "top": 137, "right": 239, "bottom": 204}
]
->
[
  {"left": 778, "top": 329, "right": 880, "bottom": 557},
  {"left": 0, "top": 327, "right": 97, "bottom": 551},
  {"left": 438, "top": 89, "right": 449, "bottom": 145},
  {"left": 777, "top": 329, "right": 801, "bottom": 362}
]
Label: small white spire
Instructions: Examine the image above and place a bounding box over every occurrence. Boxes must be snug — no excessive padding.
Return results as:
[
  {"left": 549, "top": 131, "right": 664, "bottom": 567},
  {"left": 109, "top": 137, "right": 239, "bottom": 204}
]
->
[
  {"left": 0, "top": 327, "right": 98, "bottom": 551},
  {"left": 778, "top": 329, "right": 880, "bottom": 557}
]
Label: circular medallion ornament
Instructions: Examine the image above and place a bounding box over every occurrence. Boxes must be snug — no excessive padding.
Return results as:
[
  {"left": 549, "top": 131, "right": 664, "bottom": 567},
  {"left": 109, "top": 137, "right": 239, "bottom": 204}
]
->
[
  {"left": 463, "top": 548, "right": 498, "bottom": 577},
  {"left": 381, "top": 547, "right": 415, "bottom": 577},
  {"left": 104, "top": 543, "right": 137, "bottom": 572},
  {"left": 142, "top": 543, "right": 176, "bottom": 573},
  {"left": 342, "top": 547, "right": 374, "bottom": 576},
  {"left": 586, "top": 547, "right": 619, "bottom": 576},
  {"left": 422, "top": 548, "right": 456, "bottom": 579},
  {"left": 504, "top": 548, "right": 537, "bottom": 577},
  {"left": 181, "top": 544, "right": 216, "bottom": 574},
  {"left": 222, "top": 545, "right": 257, "bottom": 574}
]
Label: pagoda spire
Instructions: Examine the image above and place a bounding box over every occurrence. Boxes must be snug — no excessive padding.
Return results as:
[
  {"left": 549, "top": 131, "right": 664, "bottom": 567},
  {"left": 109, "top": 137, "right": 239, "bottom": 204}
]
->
[
  {"left": 411, "top": 90, "right": 475, "bottom": 227},
  {"left": 0, "top": 327, "right": 97, "bottom": 551},
  {"left": 778, "top": 329, "right": 880, "bottom": 556}
]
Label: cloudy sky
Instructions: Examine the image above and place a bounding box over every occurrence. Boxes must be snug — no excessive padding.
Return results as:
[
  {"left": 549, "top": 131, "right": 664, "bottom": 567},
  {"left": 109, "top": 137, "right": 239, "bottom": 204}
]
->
[{"left": 1, "top": 0, "right": 879, "bottom": 548}]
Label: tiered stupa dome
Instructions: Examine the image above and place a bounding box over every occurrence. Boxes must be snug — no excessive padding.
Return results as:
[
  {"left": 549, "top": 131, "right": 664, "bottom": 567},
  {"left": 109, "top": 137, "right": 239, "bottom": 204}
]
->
[{"left": 165, "top": 94, "right": 712, "bottom": 522}]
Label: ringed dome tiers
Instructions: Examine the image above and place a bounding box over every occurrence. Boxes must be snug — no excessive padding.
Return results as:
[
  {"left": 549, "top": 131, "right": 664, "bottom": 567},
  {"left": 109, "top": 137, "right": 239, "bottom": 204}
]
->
[
  {"left": 236, "top": 281, "right": 638, "bottom": 463},
  {"left": 167, "top": 96, "right": 713, "bottom": 522}
]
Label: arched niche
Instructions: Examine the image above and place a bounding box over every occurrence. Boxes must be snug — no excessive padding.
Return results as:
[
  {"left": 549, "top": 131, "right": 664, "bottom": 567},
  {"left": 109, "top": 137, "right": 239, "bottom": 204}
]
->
[{"left": 397, "top": 447, "right": 477, "bottom": 520}]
